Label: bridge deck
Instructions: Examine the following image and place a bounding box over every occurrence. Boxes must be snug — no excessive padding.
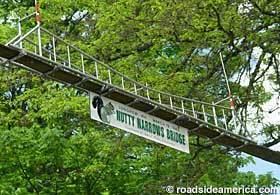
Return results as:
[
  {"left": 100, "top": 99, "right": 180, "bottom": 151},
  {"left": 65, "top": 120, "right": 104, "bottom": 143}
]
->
[{"left": 1, "top": 44, "right": 279, "bottom": 165}]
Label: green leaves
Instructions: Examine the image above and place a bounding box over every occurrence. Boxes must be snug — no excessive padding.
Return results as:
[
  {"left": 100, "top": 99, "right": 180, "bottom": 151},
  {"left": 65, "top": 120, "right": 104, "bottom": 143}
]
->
[{"left": 0, "top": 0, "right": 279, "bottom": 193}]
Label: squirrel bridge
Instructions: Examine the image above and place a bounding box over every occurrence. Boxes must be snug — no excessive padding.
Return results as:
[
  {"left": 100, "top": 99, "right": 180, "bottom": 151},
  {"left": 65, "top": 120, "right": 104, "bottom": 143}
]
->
[{"left": 0, "top": 8, "right": 279, "bottom": 165}]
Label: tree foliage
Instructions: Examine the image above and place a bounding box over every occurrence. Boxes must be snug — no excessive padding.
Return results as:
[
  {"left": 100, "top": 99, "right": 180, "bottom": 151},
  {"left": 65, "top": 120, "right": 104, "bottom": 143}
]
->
[{"left": 0, "top": 0, "right": 279, "bottom": 194}]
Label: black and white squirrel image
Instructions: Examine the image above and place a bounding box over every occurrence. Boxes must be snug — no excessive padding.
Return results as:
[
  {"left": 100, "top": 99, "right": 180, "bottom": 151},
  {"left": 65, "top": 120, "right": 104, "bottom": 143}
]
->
[{"left": 92, "top": 96, "right": 115, "bottom": 123}]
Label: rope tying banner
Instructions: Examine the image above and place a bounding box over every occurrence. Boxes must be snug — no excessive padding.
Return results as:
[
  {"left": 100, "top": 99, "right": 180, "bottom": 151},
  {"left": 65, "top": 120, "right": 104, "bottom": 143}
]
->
[{"left": 228, "top": 93, "right": 235, "bottom": 109}]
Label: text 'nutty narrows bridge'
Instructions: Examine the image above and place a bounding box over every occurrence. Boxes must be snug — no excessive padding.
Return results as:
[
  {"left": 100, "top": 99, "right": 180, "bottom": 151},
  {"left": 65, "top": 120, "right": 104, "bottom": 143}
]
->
[{"left": 0, "top": 4, "right": 279, "bottom": 165}]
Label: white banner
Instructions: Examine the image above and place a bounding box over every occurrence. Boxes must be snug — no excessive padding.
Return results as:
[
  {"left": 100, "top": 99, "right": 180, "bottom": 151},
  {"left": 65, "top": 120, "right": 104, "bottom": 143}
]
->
[{"left": 90, "top": 92, "right": 189, "bottom": 153}]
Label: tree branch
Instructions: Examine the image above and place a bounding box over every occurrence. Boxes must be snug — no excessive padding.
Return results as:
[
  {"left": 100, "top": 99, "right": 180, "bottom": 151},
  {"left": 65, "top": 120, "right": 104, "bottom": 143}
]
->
[
  {"left": 17, "top": 157, "right": 40, "bottom": 194},
  {"left": 249, "top": 0, "right": 278, "bottom": 17},
  {"left": 263, "top": 139, "right": 280, "bottom": 147}
]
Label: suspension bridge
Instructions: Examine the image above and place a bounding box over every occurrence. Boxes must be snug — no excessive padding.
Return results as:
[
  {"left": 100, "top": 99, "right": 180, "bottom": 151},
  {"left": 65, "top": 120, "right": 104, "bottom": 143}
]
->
[{"left": 0, "top": 6, "right": 279, "bottom": 165}]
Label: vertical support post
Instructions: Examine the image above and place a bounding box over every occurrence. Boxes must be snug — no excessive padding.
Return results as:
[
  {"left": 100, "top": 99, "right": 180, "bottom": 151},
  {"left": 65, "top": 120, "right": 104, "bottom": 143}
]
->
[
  {"left": 95, "top": 61, "right": 99, "bottom": 79},
  {"left": 229, "top": 97, "right": 237, "bottom": 130},
  {"left": 202, "top": 105, "right": 207, "bottom": 122},
  {"left": 67, "top": 46, "right": 71, "bottom": 67},
  {"left": 212, "top": 102, "right": 218, "bottom": 126},
  {"left": 18, "top": 21, "right": 23, "bottom": 48},
  {"left": 158, "top": 93, "right": 162, "bottom": 104},
  {"left": 121, "top": 77, "right": 125, "bottom": 89},
  {"left": 181, "top": 100, "right": 185, "bottom": 113},
  {"left": 52, "top": 36, "right": 57, "bottom": 62},
  {"left": 169, "top": 97, "right": 173, "bottom": 109},
  {"left": 220, "top": 52, "right": 238, "bottom": 130},
  {"left": 35, "top": 0, "right": 42, "bottom": 56},
  {"left": 220, "top": 52, "right": 232, "bottom": 98},
  {"left": 37, "top": 26, "right": 42, "bottom": 56},
  {"left": 81, "top": 54, "right": 85, "bottom": 73},
  {"left": 222, "top": 109, "right": 228, "bottom": 130},
  {"left": 191, "top": 102, "right": 196, "bottom": 118},
  {"left": 232, "top": 109, "right": 237, "bottom": 130},
  {"left": 146, "top": 83, "right": 150, "bottom": 100},
  {"left": 108, "top": 69, "right": 112, "bottom": 84},
  {"left": 134, "top": 83, "right": 137, "bottom": 94}
]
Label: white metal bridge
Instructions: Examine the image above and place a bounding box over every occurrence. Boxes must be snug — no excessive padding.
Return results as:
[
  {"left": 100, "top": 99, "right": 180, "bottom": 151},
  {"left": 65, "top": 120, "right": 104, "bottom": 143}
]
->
[{"left": 0, "top": 9, "right": 279, "bottom": 165}]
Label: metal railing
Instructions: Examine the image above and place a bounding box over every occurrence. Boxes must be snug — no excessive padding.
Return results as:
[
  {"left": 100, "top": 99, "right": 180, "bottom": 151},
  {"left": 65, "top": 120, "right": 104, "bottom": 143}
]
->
[{"left": 6, "top": 13, "right": 244, "bottom": 133}]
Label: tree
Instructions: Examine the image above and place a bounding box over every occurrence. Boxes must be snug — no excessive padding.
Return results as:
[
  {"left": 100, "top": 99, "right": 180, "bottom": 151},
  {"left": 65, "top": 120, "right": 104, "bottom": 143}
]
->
[{"left": 0, "top": 0, "right": 279, "bottom": 194}]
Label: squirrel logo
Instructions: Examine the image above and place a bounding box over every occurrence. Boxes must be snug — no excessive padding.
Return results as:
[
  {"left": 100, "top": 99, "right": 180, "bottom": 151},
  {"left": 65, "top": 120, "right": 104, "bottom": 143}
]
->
[{"left": 92, "top": 96, "right": 115, "bottom": 123}]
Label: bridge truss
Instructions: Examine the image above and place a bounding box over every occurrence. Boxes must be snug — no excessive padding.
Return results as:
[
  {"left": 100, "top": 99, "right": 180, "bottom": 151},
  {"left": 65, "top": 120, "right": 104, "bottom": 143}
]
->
[{"left": 0, "top": 9, "right": 279, "bottom": 164}]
